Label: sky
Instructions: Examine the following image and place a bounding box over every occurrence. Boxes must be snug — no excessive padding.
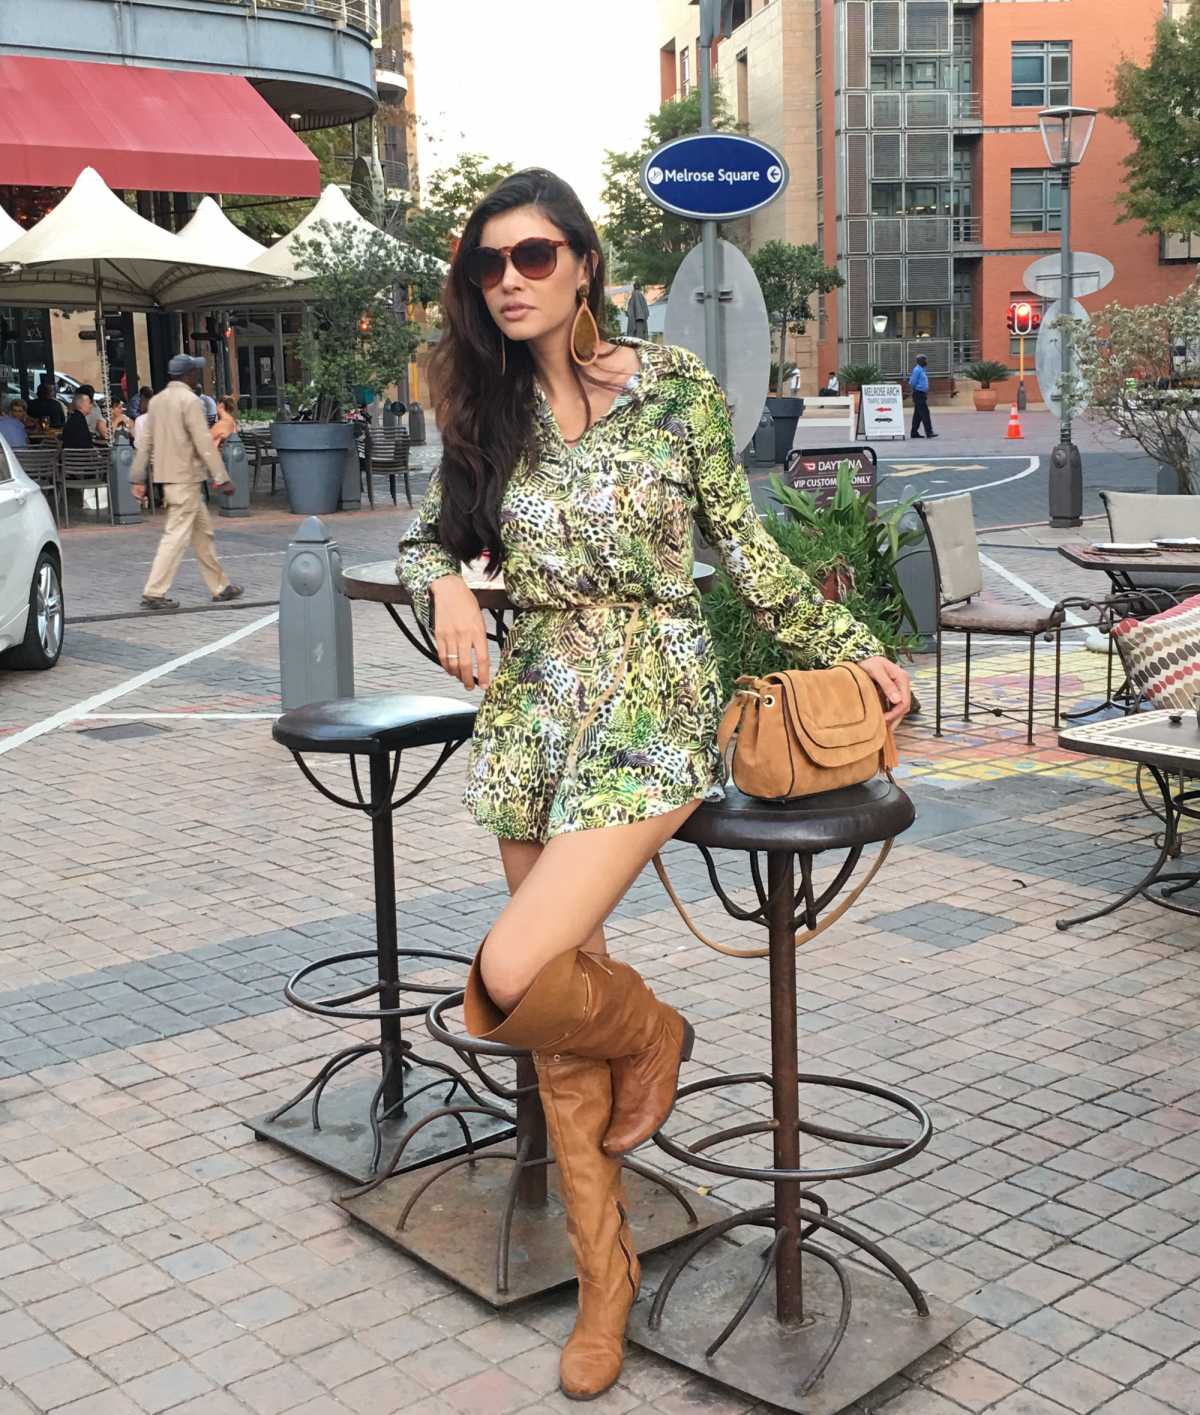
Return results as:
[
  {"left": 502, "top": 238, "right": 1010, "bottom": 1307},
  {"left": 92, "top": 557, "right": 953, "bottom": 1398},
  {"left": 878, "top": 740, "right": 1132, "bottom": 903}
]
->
[{"left": 409, "top": 0, "right": 662, "bottom": 218}]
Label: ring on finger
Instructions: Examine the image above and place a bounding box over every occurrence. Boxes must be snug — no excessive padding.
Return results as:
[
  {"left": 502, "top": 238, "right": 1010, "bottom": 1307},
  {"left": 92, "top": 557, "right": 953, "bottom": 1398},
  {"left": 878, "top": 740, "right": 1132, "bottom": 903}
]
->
[{"left": 447, "top": 653, "right": 460, "bottom": 660}]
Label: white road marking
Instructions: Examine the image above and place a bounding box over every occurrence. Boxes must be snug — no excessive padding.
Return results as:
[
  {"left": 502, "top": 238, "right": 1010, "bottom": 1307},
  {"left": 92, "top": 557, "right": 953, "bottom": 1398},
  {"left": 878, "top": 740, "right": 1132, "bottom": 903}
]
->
[
  {"left": 78, "top": 712, "right": 279, "bottom": 722},
  {"left": 0, "top": 611, "right": 279, "bottom": 758},
  {"left": 979, "top": 552, "right": 1086, "bottom": 628},
  {"left": 878, "top": 455, "right": 1039, "bottom": 505}
]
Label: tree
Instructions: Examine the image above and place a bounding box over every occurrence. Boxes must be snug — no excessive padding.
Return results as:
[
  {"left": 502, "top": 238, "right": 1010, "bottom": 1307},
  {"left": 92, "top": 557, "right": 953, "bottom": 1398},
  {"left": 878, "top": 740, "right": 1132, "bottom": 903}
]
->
[
  {"left": 749, "top": 241, "right": 844, "bottom": 393},
  {"left": 289, "top": 219, "right": 446, "bottom": 421},
  {"left": 400, "top": 152, "right": 515, "bottom": 264},
  {"left": 600, "top": 88, "right": 737, "bottom": 287},
  {"left": 1065, "top": 283, "right": 1200, "bottom": 493},
  {"left": 1111, "top": 7, "right": 1200, "bottom": 235}
]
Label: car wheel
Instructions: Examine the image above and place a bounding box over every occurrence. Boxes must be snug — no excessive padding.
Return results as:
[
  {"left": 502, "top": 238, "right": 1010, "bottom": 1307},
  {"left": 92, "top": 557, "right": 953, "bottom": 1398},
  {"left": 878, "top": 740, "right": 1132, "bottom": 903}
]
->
[{"left": 2, "top": 551, "right": 64, "bottom": 670}]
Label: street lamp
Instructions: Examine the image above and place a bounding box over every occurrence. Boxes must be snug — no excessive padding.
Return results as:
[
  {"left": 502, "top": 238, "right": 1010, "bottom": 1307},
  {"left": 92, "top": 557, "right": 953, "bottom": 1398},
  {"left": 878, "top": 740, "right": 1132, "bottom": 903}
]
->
[
  {"left": 1039, "top": 104, "right": 1097, "bottom": 527},
  {"left": 872, "top": 314, "right": 889, "bottom": 335}
]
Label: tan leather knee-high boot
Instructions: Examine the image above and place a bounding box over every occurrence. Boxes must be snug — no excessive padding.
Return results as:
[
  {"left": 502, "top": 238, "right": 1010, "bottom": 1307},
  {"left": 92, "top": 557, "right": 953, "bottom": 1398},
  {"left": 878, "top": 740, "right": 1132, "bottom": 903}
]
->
[
  {"left": 534, "top": 1052, "right": 639, "bottom": 1400},
  {"left": 464, "top": 948, "right": 693, "bottom": 1155}
]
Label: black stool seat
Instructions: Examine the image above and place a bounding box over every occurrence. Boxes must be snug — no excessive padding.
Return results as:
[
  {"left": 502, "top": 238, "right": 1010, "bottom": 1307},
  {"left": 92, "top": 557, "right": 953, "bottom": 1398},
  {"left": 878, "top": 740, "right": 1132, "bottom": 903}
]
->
[
  {"left": 273, "top": 694, "right": 477, "bottom": 756},
  {"left": 676, "top": 778, "right": 914, "bottom": 854}
]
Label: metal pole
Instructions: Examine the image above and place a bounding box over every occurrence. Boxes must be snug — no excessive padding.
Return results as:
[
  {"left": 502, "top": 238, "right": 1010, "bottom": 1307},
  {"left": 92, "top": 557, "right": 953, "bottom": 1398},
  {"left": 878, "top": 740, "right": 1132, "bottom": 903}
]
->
[
  {"left": 1047, "top": 154, "right": 1082, "bottom": 528},
  {"left": 274, "top": 312, "right": 287, "bottom": 418},
  {"left": 699, "top": 1, "right": 724, "bottom": 387},
  {"left": 93, "top": 262, "right": 111, "bottom": 412},
  {"left": 1018, "top": 333, "right": 1027, "bottom": 412},
  {"left": 1059, "top": 166, "right": 1073, "bottom": 449},
  {"left": 767, "top": 850, "right": 804, "bottom": 1325}
]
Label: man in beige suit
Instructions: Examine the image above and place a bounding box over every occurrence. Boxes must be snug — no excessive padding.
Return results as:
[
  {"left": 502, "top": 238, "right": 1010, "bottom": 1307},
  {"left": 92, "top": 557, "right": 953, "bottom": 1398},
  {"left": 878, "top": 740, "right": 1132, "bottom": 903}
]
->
[{"left": 131, "top": 355, "right": 242, "bottom": 610}]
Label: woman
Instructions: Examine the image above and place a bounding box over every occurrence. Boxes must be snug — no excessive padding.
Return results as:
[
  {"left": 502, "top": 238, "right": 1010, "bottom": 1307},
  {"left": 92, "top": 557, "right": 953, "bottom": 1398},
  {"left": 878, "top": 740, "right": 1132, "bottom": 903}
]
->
[
  {"left": 397, "top": 169, "right": 910, "bottom": 1400},
  {"left": 109, "top": 399, "right": 133, "bottom": 440},
  {"left": 211, "top": 396, "right": 238, "bottom": 448}
]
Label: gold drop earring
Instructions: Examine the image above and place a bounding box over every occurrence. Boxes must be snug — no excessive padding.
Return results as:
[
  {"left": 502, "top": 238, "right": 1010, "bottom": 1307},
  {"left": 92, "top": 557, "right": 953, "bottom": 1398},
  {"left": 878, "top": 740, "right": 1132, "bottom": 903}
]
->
[{"left": 571, "top": 284, "right": 600, "bottom": 366}]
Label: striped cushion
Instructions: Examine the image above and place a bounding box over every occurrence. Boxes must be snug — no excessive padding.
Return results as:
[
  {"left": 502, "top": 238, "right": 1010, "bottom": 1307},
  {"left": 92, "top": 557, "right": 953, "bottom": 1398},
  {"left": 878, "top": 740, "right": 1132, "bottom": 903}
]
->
[{"left": 1112, "top": 594, "right": 1200, "bottom": 708}]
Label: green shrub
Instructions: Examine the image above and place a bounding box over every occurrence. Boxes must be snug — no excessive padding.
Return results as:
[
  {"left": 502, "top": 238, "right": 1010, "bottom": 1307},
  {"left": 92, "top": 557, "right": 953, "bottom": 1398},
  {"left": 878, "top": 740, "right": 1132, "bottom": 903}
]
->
[
  {"left": 837, "top": 362, "right": 883, "bottom": 390},
  {"left": 961, "top": 360, "right": 1011, "bottom": 389}
]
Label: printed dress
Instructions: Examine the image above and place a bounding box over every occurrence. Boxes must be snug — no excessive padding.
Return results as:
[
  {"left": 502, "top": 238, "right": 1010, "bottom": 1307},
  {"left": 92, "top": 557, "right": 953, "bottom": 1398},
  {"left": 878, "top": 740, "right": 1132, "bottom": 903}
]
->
[{"left": 396, "top": 339, "right": 882, "bottom": 843}]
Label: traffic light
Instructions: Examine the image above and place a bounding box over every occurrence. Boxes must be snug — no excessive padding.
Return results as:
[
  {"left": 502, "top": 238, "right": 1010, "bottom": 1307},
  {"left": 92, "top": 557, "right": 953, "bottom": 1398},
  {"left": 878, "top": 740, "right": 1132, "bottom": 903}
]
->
[{"left": 1006, "top": 301, "right": 1039, "bottom": 336}]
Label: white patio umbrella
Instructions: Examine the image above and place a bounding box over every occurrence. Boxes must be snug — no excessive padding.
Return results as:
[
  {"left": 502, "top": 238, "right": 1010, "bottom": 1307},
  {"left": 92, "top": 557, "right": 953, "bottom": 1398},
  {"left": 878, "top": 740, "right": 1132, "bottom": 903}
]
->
[
  {"left": 0, "top": 204, "right": 23, "bottom": 259},
  {"left": 0, "top": 167, "right": 277, "bottom": 400},
  {"left": 174, "top": 196, "right": 268, "bottom": 273}
]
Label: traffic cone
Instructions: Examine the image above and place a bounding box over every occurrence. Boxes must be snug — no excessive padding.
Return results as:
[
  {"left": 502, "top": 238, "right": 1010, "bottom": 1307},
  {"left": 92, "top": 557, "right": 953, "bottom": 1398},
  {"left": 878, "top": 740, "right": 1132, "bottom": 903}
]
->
[{"left": 1006, "top": 403, "right": 1023, "bottom": 440}]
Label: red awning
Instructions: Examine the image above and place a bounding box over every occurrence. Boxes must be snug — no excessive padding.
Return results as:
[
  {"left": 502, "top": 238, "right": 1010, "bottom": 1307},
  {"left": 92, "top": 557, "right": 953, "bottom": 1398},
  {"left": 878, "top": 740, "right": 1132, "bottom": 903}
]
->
[{"left": 0, "top": 56, "right": 320, "bottom": 198}]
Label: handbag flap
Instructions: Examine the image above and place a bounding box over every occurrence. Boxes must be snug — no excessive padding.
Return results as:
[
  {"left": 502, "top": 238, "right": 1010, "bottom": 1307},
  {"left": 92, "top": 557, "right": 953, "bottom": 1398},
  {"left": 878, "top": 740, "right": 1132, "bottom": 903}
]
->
[{"left": 770, "top": 665, "right": 885, "bottom": 767}]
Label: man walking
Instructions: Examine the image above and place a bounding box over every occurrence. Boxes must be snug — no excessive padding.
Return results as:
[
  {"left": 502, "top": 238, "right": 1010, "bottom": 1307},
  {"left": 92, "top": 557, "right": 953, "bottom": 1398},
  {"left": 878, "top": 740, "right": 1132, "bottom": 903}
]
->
[
  {"left": 909, "top": 354, "right": 936, "bottom": 439},
  {"left": 131, "top": 355, "right": 242, "bottom": 610}
]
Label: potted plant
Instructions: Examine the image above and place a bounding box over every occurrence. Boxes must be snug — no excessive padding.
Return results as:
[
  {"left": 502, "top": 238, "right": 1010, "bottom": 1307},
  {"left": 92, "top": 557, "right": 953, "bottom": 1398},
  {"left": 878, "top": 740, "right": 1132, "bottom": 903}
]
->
[
  {"left": 277, "top": 219, "right": 442, "bottom": 515},
  {"left": 701, "top": 461, "right": 922, "bottom": 703},
  {"left": 837, "top": 362, "right": 883, "bottom": 414},
  {"left": 961, "top": 360, "right": 1011, "bottom": 412}
]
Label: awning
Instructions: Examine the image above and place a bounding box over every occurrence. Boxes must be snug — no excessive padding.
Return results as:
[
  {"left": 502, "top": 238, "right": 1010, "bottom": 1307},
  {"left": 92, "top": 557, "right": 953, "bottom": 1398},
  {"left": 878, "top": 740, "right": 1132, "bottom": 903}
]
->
[{"left": 0, "top": 56, "right": 320, "bottom": 198}]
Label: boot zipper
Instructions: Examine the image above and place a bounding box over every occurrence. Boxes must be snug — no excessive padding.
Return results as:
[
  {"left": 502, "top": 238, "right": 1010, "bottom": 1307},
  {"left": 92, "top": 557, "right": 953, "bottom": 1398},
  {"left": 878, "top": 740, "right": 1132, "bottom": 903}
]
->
[{"left": 615, "top": 1202, "right": 638, "bottom": 1299}]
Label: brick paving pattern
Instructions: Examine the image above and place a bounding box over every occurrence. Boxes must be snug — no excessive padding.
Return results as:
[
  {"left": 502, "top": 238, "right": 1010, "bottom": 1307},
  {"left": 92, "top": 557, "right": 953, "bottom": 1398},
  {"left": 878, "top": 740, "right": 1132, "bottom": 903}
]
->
[{"left": 3, "top": 484, "right": 1200, "bottom": 1415}]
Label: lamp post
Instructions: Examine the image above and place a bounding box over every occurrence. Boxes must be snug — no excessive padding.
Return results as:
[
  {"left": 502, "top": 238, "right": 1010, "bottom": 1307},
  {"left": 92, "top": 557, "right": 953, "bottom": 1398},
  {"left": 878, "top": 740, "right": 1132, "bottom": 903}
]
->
[{"left": 1038, "top": 104, "right": 1097, "bottom": 528}]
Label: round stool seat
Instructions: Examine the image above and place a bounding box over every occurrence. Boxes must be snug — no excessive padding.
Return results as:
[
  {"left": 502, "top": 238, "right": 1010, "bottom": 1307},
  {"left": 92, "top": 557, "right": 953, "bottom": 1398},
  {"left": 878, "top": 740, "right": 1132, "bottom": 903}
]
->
[
  {"left": 273, "top": 694, "right": 477, "bottom": 757},
  {"left": 676, "top": 778, "right": 914, "bottom": 854}
]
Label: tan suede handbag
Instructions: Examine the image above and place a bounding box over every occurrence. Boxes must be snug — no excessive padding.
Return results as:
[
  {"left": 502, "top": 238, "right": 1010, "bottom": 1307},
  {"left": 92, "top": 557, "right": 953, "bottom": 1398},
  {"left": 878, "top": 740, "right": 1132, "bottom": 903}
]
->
[{"left": 653, "top": 662, "right": 899, "bottom": 958}]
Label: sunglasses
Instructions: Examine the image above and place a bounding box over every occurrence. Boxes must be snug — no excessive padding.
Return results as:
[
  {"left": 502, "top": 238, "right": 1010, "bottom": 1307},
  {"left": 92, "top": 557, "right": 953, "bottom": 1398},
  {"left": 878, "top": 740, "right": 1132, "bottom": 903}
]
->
[{"left": 463, "top": 238, "right": 570, "bottom": 291}]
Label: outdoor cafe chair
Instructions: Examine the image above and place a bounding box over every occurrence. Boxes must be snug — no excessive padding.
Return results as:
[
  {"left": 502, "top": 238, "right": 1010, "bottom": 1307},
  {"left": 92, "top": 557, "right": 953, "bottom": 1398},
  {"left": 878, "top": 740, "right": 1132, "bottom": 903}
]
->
[
  {"left": 916, "top": 491, "right": 1065, "bottom": 745},
  {"left": 60, "top": 447, "right": 113, "bottom": 527},
  {"left": 15, "top": 445, "right": 62, "bottom": 524},
  {"left": 244, "top": 424, "right": 280, "bottom": 497},
  {"left": 365, "top": 424, "right": 413, "bottom": 507},
  {"left": 1100, "top": 490, "right": 1200, "bottom": 598}
]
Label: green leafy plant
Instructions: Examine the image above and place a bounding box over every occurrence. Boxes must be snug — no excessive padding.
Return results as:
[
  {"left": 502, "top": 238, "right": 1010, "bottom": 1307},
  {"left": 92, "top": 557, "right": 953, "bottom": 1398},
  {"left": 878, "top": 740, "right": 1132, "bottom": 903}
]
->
[
  {"left": 961, "top": 360, "right": 1011, "bottom": 389},
  {"left": 837, "top": 362, "right": 883, "bottom": 391},
  {"left": 749, "top": 241, "right": 844, "bottom": 393},
  {"left": 701, "top": 462, "right": 922, "bottom": 701},
  {"left": 288, "top": 218, "right": 445, "bottom": 422}
]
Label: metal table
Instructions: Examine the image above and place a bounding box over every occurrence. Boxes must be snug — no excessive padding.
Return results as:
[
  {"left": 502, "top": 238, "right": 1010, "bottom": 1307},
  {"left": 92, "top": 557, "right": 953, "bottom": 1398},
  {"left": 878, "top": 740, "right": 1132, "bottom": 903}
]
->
[
  {"left": 1058, "top": 541, "right": 1200, "bottom": 590},
  {"left": 341, "top": 559, "right": 717, "bottom": 662},
  {"left": 1058, "top": 710, "right": 1200, "bottom": 929}
]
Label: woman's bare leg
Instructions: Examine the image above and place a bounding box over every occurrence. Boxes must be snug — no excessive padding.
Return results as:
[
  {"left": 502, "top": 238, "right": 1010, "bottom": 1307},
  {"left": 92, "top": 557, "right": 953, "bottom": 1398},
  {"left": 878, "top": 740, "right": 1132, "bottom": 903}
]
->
[
  {"left": 498, "top": 839, "right": 607, "bottom": 959},
  {"left": 482, "top": 800, "right": 701, "bottom": 1011}
]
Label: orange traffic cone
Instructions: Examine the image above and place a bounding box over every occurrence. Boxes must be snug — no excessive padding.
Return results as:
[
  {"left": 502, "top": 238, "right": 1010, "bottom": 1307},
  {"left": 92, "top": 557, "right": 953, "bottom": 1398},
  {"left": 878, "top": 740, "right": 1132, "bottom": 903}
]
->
[{"left": 1006, "top": 403, "right": 1023, "bottom": 440}]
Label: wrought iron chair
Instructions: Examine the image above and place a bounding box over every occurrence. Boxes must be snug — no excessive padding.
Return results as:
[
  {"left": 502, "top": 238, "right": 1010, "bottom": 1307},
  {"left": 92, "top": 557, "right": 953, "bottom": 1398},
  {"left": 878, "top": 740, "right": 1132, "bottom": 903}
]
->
[
  {"left": 1101, "top": 491, "right": 1200, "bottom": 599},
  {"left": 60, "top": 447, "right": 112, "bottom": 527},
  {"left": 365, "top": 425, "right": 413, "bottom": 507},
  {"left": 917, "top": 492, "right": 1065, "bottom": 744},
  {"left": 15, "top": 445, "right": 62, "bottom": 524},
  {"left": 244, "top": 424, "right": 280, "bottom": 496}
]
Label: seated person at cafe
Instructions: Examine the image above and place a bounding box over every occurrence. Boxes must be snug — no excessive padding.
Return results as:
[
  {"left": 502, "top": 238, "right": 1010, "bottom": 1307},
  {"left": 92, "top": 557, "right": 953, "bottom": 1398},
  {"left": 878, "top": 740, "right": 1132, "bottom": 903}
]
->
[
  {"left": 211, "top": 396, "right": 237, "bottom": 448},
  {"left": 62, "top": 391, "right": 100, "bottom": 449},
  {"left": 27, "top": 379, "right": 65, "bottom": 430},
  {"left": 109, "top": 399, "right": 134, "bottom": 440},
  {"left": 76, "top": 385, "right": 109, "bottom": 442},
  {"left": 0, "top": 398, "right": 30, "bottom": 447}
]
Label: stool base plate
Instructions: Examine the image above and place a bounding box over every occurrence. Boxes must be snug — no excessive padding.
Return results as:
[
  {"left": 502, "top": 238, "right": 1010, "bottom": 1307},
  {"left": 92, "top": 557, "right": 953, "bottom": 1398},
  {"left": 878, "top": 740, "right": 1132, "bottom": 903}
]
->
[
  {"left": 250, "top": 1070, "right": 513, "bottom": 1184},
  {"left": 338, "top": 1140, "right": 728, "bottom": 1307},
  {"left": 629, "top": 1238, "right": 966, "bottom": 1414}
]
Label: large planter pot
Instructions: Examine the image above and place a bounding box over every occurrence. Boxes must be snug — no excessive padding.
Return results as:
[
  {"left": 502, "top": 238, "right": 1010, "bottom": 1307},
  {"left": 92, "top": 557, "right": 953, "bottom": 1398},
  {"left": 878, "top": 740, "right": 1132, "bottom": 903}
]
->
[
  {"left": 973, "top": 389, "right": 999, "bottom": 412},
  {"left": 272, "top": 421, "right": 353, "bottom": 515},
  {"left": 765, "top": 396, "right": 805, "bottom": 463},
  {"left": 1156, "top": 463, "right": 1194, "bottom": 495}
]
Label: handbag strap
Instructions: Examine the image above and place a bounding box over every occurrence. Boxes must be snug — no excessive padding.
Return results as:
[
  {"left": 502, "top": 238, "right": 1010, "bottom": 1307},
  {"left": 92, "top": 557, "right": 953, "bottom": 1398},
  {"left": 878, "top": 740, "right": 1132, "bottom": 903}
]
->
[{"left": 652, "top": 839, "right": 893, "bottom": 959}]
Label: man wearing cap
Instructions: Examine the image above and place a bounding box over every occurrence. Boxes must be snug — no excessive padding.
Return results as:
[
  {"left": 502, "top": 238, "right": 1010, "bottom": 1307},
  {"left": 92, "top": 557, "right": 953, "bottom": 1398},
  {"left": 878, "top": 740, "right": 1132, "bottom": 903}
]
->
[{"left": 131, "top": 355, "right": 242, "bottom": 610}]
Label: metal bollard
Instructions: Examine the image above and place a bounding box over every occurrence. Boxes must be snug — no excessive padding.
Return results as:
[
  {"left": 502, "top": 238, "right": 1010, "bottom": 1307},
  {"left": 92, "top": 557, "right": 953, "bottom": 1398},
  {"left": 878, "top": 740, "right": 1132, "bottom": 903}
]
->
[
  {"left": 108, "top": 435, "right": 142, "bottom": 525},
  {"left": 278, "top": 516, "right": 355, "bottom": 710},
  {"left": 339, "top": 437, "right": 362, "bottom": 512},
  {"left": 751, "top": 407, "right": 776, "bottom": 467},
  {"left": 218, "top": 434, "right": 251, "bottom": 518},
  {"left": 407, "top": 400, "right": 426, "bottom": 445}
]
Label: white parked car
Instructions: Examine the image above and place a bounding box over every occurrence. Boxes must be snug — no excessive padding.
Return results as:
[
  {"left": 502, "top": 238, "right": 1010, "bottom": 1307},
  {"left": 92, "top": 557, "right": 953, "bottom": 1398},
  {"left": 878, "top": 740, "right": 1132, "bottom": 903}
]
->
[{"left": 0, "top": 434, "right": 63, "bottom": 670}]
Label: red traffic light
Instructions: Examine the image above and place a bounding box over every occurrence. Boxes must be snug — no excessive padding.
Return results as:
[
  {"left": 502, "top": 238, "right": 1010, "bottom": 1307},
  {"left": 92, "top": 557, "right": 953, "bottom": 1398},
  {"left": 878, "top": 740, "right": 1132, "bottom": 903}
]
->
[{"left": 1007, "top": 301, "right": 1038, "bottom": 336}]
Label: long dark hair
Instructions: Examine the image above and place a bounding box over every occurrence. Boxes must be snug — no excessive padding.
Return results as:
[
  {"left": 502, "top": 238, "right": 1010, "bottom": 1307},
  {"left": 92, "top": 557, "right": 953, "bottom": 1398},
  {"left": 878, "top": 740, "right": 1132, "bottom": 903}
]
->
[{"left": 429, "top": 168, "right": 616, "bottom": 571}]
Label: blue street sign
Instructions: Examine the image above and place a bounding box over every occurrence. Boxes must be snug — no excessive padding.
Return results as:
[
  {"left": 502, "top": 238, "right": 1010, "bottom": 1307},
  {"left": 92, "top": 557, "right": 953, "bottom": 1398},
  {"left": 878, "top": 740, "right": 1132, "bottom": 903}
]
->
[{"left": 639, "top": 133, "right": 789, "bottom": 222}]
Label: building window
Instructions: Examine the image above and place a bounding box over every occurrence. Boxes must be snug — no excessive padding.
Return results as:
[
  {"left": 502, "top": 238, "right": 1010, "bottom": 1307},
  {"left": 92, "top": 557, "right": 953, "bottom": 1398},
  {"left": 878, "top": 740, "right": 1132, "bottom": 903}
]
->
[
  {"left": 1011, "top": 41, "right": 1071, "bottom": 108},
  {"left": 1010, "top": 168, "right": 1063, "bottom": 233},
  {"left": 660, "top": 41, "right": 677, "bottom": 102},
  {"left": 731, "top": 0, "right": 751, "bottom": 27},
  {"left": 680, "top": 43, "right": 691, "bottom": 96},
  {"left": 736, "top": 50, "right": 749, "bottom": 127},
  {"left": 870, "top": 57, "right": 951, "bottom": 91}
]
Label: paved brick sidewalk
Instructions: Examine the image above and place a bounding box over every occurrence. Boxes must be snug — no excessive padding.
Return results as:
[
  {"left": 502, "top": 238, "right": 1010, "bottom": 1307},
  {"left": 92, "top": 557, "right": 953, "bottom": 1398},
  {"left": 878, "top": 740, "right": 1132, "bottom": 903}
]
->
[{"left": 3, "top": 566, "right": 1200, "bottom": 1414}]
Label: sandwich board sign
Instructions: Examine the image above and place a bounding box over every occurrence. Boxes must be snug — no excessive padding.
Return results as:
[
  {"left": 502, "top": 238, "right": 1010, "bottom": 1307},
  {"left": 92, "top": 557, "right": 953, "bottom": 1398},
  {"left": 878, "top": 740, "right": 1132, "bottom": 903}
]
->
[{"left": 861, "top": 385, "right": 905, "bottom": 440}]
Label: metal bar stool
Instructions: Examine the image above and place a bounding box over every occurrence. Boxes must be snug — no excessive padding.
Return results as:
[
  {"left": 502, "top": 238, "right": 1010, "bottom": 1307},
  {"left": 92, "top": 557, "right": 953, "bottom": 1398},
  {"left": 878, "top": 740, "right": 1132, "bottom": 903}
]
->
[
  {"left": 628, "top": 780, "right": 967, "bottom": 1414},
  {"left": 250, "top": 695, "right": 513, "bottom": 1183},
  {"left": 338, "top": 990, "right": 726, "bottom": 1306}
]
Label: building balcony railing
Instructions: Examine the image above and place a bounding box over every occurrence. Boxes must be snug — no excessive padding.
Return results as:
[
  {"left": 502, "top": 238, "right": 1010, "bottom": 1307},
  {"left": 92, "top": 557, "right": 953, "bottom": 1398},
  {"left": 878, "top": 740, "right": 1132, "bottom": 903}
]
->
[
  {"left": 952, "top": 217, "right": 982, "bottom": 245},
  {"left": 862, "top": 337, "right": 982, "bottom": 378},
  {"left": 206, "top": 0, "right": 380, "bottom": 35},
  {"left": 953, "top": 91, "right": 982, "bottom": 122}
]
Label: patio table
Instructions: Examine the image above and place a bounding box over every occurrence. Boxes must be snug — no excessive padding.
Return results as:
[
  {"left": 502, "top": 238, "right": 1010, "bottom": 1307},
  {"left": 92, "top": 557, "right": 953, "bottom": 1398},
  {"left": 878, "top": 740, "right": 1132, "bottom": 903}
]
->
[
  {"left": 1057, "top": 709, "right": 1200, "bottom": 928},
  {"left": 1058, "top": 541, "right": 1200, "bottom": 591}
]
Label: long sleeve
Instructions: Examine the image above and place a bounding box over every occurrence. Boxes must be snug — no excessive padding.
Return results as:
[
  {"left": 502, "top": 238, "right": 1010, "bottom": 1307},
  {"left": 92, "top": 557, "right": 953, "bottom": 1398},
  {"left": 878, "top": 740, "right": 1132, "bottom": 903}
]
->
[
  {"left": 130, "top": 413, "right": 154, "bottom": 483},
  {"left": 687, "top": 372, "right": 884, "bottom": 669},
  {"left": 396, "top": 466, "right": 459, "bottom": 628}
]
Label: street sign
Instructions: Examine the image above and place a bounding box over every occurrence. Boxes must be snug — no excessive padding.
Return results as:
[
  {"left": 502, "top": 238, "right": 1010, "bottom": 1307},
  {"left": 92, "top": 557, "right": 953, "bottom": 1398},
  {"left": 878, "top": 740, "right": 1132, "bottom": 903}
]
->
[
  {"left": 861, "top": 384, "right": 905, "bottom": 440},
  {"left": 640, "top": 133, "right": 789, "bottom": 222},
  {"left": 665, "top": 237, "right": 770, "bottom": 457},
  {"left": 785, "top": 446, "right": 878, "bottom": 504},
  {"left": 1022, "top": 251, "right": 1114, "bottom": 302},
  {"left": 1036, "top": 297, "right": 1089, "bottom": 418}
]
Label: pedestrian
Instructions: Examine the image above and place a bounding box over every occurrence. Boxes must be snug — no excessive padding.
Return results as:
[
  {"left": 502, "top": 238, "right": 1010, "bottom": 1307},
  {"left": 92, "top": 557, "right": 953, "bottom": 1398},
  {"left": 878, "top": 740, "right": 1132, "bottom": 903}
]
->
[
  {"left": 909, "top": 354, "right": 936, "bottom": 438},
  {"left": 128, "top": 384, "right": 153, "bottom": 420},
  {"left": 0, "top": 399, "right": 30, "bottom": 448},
  {"left": 27, "top": 378, "right": 65, "bottom": 430},
  {"left": 130, "top": 355, "right": 243, "bottom": 611},
  {"left": 211, "top": 396, "right": 238, "bottom": 448},
  {"left": 826, "top": 369, "right": 839, "bottom": 394},
  {"left": 62, "top": 391, "right": 97, "bottom": 449},
  {"left": 396, "top": 168, "right": 911, "bottom": 1403},
  {"left": 786, "top": 365, "right": 801, "bottom": 397}
]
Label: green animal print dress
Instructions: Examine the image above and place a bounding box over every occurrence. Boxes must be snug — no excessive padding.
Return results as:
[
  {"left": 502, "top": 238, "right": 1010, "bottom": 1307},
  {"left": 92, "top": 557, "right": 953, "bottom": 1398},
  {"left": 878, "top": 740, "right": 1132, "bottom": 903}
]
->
[{"left": 396, "top": 339, "right": 882, "bottom": 843}]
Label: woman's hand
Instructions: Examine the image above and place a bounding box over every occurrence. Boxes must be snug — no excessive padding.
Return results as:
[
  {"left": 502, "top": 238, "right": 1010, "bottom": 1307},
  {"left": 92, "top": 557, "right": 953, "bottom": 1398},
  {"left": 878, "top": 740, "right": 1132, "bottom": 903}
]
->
[
  {"left": 858, "top": 655, "right": 911, "bottom": 726},
  {"left": 430, "top": 575, "right": 492, "bottom": 691}
]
